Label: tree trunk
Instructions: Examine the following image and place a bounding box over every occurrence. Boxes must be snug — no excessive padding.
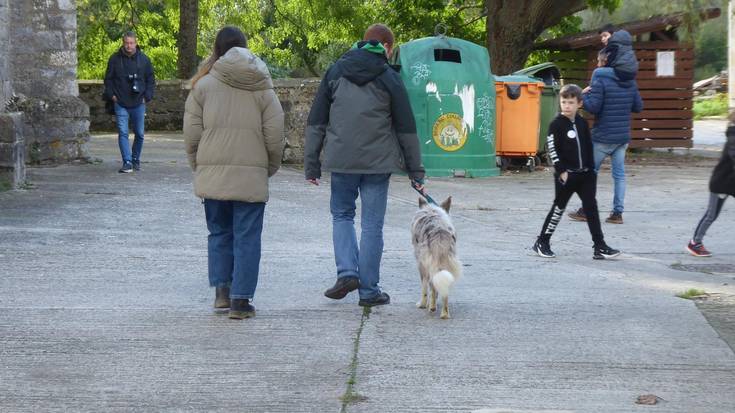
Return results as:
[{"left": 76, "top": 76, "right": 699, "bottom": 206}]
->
[
  {"left": 485, "top": 0, "right": 587, "bottom": 74},
  {"left": 177, "top": 0, "right": 199, "bottom": 79}
]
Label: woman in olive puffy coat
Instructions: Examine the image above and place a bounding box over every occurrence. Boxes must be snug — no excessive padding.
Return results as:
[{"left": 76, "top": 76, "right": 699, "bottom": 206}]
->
[{"left": 184, "top": 26, "right": 284, "bottom": 319}]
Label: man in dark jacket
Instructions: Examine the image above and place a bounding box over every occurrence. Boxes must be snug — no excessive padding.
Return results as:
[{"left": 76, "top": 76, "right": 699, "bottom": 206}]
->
[
  {"left": 687, "top": 115, "right": 735, "bottom": 257},
  {"left": 304, "top": 23, "right": 425, "bottom": 307},
  {"left": 570, "top": 34, "right": 642, "bottom": 225},
  {"left": 103, "top": 31, "right": 155, "bottom": 173}
]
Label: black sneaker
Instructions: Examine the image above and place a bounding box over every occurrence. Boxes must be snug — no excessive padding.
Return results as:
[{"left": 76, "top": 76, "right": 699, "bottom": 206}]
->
[
  {"left": 324, "top": 276, "right": 360, "bottom": 300},
  {"left": 118, "top": 162, "right": 133, "bottom": 173},
  {"left": 132, "top": 161, "right": 141, "bottom": 171},
  {"left": 359, "top": 292, "right": 390, "bottom": 307},
  {"left": 593, "top": 244, "right": 621, "bottom": 260},
  {"left": 229, "top": 299, "right": 255, "bottom": 319},
  {"left": 532, "top": 239, "right": 556, "bottom": 258}
]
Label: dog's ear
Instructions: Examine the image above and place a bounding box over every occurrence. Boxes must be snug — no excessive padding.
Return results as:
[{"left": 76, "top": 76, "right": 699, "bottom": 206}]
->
[
  {"left": 440, "top": 196, "right": 452, "bottom": 212},
  {"left": 418, "top": 197, "right": 427, "bottom": 208}
]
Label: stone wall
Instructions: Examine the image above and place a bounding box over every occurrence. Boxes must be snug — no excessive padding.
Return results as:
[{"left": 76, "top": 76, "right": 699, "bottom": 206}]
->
[
  {"left": 79, "top": 78, "right": 320, "bottom": 163},
  {"left": 0, "top": 0, "right": 10, "bottom": 106},
  {"left": 2, "top": 0, "right": 90, "bottom": 167}
]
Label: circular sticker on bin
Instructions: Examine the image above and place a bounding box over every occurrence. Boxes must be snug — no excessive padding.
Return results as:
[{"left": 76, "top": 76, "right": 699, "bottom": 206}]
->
[{"left": 432, "top": 113, "right": 468, "bottom": 152}]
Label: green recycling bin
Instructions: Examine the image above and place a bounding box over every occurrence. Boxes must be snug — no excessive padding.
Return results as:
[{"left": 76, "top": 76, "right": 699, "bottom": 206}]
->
[
  {"left": 393, "top": 36, "right": 499, "bottom": 177},
  {"left": 513, "top": 62, "right": 561, "bottom": 155}
]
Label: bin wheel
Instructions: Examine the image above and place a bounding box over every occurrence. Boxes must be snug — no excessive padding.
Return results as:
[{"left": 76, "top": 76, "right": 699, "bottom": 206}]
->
[{"left": 526, "top": 156, "right": 536, "bottom": 172}]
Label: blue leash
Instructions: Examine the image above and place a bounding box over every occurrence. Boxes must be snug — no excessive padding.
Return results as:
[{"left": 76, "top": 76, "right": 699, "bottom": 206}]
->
[{"left": 411, "top": 180, "right": 437, "bottom": 206}]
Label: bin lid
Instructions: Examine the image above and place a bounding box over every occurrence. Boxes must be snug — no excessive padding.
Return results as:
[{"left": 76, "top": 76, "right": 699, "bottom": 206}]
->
[
  {"left": 513, "top": 62, "right": 561, "bottom": 86},
  {"left": 494, "top": 75, "right": 544, "bottom": 84}
]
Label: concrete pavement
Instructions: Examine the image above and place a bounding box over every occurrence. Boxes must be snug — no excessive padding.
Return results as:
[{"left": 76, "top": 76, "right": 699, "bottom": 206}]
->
[{"left": 1, "top": 132, "right": 734, "bottom": 412}]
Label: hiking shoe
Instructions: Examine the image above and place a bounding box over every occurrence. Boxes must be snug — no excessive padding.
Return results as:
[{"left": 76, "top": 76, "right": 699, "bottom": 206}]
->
[
  {"left": 359, "top": 292, "right": 390, "bottom": 307},
  {"left": 132, "top": 161, "right": 141, "bottom": 171},
  {"left": 593, "top": 244, "right": 621, "bottom": 260},
  {"left": 568, "top": 207, "right": 587, "bottom": 222},
  {"left": 118, "top": 162, "right": 133, "bottom": 173},
  {"left": 686, "top": 241, "right": 712, "bottom": 257},
  {"left": 324, "top": 276, "right": 360, "bottom": 300},
  {"left": 229, "top": 299, "right": 255, "bottom": 319},
  {"left": 532, "top": 239, "right": 556, "bottom": 258},
  {"left": 606, "top": 212, "right": 623, "bottom": 224},
  {"left": 214, "top": 286, "right": 230, "bottom": 310}
]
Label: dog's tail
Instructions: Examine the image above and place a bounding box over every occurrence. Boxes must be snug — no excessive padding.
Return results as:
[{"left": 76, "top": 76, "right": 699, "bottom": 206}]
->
[{"left": 431, "top": 270, "right": 455, "bottom": 298}]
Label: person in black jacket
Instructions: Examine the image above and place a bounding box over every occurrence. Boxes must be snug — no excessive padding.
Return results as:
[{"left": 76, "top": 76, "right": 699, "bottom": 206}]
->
[
  {"left": 103, "top": 31, "right": 155, "bottom": 173},
  {"left": 686, "top": 114, "right": 735, "bottom": 257},
  {"left": 533, "top": 85, "right": 620, "bottom": 260}
]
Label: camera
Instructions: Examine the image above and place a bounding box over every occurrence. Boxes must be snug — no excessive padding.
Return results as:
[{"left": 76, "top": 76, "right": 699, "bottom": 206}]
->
[{"left": 128, "top": 73, "right": 141, "bottom": 93}]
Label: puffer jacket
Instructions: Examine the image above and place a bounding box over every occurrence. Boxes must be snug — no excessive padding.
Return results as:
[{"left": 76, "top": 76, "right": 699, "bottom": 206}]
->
[
  {"left": 604, "top": 30, "right": 638, "bottom": 81},
  {"left": 304, "top": 40, "right": 424, "bottom": 181},
  {"left": 183, "top": 47, "right": 285, "bottom": 202},
  {"left": 583, "top": 67, "right": 643, "bottom": 145},
  {"left": 710, "top": 123, "right": 735, "bottom": 196}
]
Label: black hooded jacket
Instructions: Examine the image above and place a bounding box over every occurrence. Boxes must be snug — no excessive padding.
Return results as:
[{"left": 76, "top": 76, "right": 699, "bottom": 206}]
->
[
  {"left": 545, "top": 113, "right": 595, "bottom": 175},
  {"left": 103, "top": 46, "right": 155, "bottom": 108},
  {"left": 710, "top": 124, "right": 735, "bottom": 196}
]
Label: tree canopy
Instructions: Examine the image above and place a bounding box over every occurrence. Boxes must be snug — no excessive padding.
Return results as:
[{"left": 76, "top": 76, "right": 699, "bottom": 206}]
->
[{"left": 78, "top": 0, "right": 723, "bottom": 80}]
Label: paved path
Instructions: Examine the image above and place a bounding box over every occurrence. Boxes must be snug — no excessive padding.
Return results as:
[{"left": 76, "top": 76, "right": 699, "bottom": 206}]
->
[{"left": 1, "top": 133, "right": 734, "bottom": 412}]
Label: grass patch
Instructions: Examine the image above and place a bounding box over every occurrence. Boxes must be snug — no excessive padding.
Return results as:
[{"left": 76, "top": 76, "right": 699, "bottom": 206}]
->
[
  {"left": 693, "top": 93, "right": 728, "bottom": 119},
  {"left": 339, "top": 307, "right": 370, "bottom": 411},
  {"left": 676, "top": 288, "right": 708, "bottom": 300}
]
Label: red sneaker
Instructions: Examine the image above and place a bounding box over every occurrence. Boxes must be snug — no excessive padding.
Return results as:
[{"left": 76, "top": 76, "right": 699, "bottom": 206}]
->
[{"left": 686, "top": 241, "right": 712, "bottom": 257}]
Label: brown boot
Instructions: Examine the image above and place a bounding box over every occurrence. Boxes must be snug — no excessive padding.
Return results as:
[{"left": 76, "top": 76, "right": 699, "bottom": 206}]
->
[
  {"left": 568, "top": 207, "right": 587, "bottom": 222},
  {"left": 214, "top": 287, "right": 230, "bottom": 309},
  {"left": 606, "top": 212, "right": 623, "bottom": 224}
]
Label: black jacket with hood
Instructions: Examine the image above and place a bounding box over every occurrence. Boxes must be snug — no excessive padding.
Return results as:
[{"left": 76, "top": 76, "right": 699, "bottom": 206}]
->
[
  {"left": 103, "top": 46, "right": 155, "bottom": 108},
  {"left": 603, "top": 30, "right": 639, "bottom": 81},
  {"left": 545, "top": 113, "right": 595, "bottom": 175},
  {"left": 304, "top": 40, "right": 424, "bottom": 181},
  {"left": 710, "top": 124, "right": 735, "bottom": 196}
]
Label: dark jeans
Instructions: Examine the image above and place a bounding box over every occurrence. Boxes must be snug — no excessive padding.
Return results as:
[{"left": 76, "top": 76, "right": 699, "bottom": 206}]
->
[
  {"left": 204, "top": 199, "right": 265, "bottom": 300},
  {"left": 114, "top": 102, "right": 145, "bottom": 164},
  {"left": 692, "top": 193, "right": 728, "bottom": 244},
  {"left": 539, "top": 171, "right": 605, "bottom": 246}
]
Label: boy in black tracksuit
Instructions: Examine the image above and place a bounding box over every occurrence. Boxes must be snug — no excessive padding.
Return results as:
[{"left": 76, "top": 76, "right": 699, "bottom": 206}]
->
[{"left": 533, "top": 84, "right": 620, "bottom": 260}]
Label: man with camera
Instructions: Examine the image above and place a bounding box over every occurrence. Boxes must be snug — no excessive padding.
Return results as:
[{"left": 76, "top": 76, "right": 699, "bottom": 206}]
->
[{"left": 103, "top": 31, "right": 155, "bottom": 173}]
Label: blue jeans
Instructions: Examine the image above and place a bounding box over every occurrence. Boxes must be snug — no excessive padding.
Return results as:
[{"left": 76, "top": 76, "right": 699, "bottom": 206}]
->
[
  {"left": 330, "top": 172, "right": 391, "bottom": 300},
  {"left": 204, "top": 199, "right": 265, "bottom": 300},
  {"left": 593, "top": 142, "right": 627, "bottom": 214},
  {"left": 114, "top": 102, "right": 145, "bottom": 164}
]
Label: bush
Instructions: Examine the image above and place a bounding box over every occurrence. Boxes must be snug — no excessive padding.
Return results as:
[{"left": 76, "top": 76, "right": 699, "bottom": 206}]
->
[{"left": 693, "top": 93, "right": 728, "bottom": 120}]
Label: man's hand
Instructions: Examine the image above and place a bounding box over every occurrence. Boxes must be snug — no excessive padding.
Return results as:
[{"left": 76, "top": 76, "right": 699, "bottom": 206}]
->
[
  {"left": 582, "top": 86, "right": 591, "bottom": 94},
  {"left": 112, "top": 95, "right": 118, "bottom": 102},
  {"left": 410, "top": 178, "right": 425, "bottom": 192},
  {"left": 307, "top": 178, "right": 319, "bottom": 186},
  {"left": 560, "top": 171, "right": 568, "bottom": 184}
]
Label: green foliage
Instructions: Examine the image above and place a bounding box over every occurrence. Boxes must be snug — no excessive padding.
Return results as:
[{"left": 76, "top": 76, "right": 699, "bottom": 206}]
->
[
  {"left": 693, "top": 94, "right": 728, "bottom": 119},
  {"left": 77, "top": 0, "right": 617, "bottom": 79}
]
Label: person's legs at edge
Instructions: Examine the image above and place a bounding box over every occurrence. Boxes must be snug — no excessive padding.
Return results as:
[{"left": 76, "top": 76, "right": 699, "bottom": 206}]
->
[
  {"left": 609, "top": 143, "right": 628, "bottom": 216},
  {"left": 689, "top": 193, "right": 728, "bottom": 256}
]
